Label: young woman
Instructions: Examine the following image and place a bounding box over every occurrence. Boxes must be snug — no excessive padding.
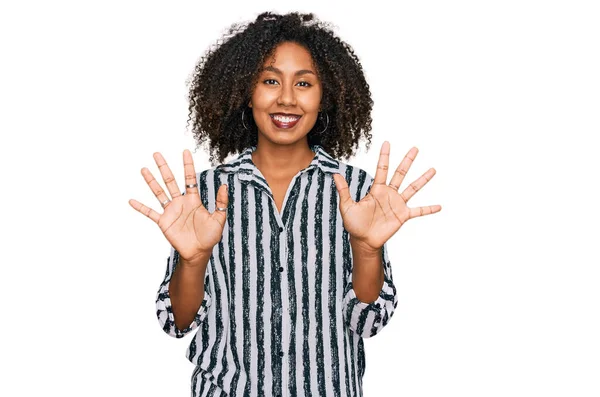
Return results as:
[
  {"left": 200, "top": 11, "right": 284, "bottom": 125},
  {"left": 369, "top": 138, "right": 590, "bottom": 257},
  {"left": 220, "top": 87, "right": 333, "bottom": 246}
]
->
[{"left": 129, "top": 11, "right": 441, "bottom": 397}]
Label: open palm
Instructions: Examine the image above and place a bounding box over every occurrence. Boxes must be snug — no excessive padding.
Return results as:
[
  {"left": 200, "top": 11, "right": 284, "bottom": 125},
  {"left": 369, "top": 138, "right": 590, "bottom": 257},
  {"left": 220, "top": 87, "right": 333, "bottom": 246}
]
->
[
  {"left": 129, "top": 150, "right": 229, "bottom": 262},
  {"left": 332, "top": 141, "right": 442, "bottom": 252}
]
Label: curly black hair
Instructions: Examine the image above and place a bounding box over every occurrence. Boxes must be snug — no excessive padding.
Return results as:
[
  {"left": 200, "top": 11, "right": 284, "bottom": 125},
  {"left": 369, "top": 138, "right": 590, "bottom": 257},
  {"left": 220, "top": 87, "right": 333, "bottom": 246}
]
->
[{"left": 185, "top": 11, "right": 374, "bottom": 166}]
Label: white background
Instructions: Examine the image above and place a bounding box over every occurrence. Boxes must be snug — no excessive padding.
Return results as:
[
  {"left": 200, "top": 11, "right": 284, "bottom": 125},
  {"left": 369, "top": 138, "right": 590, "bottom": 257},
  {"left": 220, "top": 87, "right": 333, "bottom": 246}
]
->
[{"left": 1, "top": 0, "right": 599, "bottom": 396}]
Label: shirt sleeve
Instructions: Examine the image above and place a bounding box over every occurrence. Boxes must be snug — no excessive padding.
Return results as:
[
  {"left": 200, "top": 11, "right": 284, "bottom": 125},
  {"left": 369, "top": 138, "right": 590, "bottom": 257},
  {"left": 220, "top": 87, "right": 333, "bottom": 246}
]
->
[
  {"left": 342, "top": 241, "right": 398, "bottom": 338},
  {"left": 155, "top": 244, "right": 213, "bottom": 338},
  {"left": 341, "top": 169, "right": 398, "bottom": 338}
]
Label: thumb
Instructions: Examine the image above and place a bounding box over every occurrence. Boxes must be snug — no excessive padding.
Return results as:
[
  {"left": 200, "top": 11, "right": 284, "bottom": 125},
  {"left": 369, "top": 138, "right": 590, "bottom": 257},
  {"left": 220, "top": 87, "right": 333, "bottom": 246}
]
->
[
  {"left": 215, "top": 184, "right": 229, "bottom": 213},
  {"left": 332, "top": 173, "right": 353, "bottom": 208}
]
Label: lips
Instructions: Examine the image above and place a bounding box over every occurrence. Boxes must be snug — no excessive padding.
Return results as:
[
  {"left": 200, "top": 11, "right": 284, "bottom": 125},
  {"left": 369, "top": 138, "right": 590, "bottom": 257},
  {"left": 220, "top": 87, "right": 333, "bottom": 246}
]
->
[{"left": 270, "top": 113, "right": 302, "bottom": 129}]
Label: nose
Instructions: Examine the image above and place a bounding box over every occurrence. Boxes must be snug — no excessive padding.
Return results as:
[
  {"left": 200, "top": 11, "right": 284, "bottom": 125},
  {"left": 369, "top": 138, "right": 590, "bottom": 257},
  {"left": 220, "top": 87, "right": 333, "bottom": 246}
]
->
[{"left": 277, "top": 82, "right": 296, "bottom": 106}]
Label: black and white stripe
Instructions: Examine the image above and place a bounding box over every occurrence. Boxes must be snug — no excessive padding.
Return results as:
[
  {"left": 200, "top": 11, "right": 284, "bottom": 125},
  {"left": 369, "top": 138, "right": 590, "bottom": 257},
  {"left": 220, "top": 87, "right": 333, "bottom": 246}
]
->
[{"left": 156, "top": 144, "right": 398, "bottom": 397}]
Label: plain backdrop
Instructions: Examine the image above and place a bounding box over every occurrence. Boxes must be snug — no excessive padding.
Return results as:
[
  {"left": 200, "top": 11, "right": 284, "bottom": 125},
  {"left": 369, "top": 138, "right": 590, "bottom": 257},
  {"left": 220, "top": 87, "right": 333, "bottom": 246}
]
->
[{"left": 1, "top": 0, "right": 599, "bottom": 396}]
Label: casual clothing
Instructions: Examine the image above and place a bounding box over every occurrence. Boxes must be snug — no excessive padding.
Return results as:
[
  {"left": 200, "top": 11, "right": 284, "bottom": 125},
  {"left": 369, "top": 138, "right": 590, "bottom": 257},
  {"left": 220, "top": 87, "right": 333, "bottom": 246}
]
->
[{"left": 156, "top": 144, "right": 398, "bottom": 397}]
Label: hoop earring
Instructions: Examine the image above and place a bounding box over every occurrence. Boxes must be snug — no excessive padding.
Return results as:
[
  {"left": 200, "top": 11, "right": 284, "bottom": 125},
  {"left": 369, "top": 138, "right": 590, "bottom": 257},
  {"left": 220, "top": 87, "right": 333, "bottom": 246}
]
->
[
  {"left": 242, "top": 108, "right": 251, "bottom": 131},
  {"left": 314, "top": 112, "right": 329, "bottom": 134}
]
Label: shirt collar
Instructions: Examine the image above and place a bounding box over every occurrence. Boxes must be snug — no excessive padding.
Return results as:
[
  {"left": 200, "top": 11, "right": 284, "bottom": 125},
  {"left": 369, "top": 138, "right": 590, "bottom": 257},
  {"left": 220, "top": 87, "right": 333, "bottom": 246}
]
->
[{"left": 216, "top": 144, "right": 340, "bottom": 184}]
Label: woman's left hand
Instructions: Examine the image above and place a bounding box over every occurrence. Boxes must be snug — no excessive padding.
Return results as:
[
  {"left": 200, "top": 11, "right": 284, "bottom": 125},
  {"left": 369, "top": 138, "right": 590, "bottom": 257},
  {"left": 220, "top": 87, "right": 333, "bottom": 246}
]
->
[{"left": 332, "top": 141, "right": 442, "bottom": 253}]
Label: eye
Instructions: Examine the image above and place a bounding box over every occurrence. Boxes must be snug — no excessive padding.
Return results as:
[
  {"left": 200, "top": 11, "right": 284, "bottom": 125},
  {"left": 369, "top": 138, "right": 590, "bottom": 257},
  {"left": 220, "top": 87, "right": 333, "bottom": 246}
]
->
[
  {"left": 297, "top": 81, "right": 311, "bottom": 87},
  {"left": 264, "top": 79, "right": 278, "bottom": 85}
]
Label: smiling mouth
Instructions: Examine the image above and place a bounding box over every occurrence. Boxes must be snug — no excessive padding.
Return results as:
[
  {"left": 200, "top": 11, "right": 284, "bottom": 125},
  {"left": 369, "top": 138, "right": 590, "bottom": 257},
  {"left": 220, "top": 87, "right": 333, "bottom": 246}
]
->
[{"left": 270, "top": 114, "right": 302, "bottom": 129}]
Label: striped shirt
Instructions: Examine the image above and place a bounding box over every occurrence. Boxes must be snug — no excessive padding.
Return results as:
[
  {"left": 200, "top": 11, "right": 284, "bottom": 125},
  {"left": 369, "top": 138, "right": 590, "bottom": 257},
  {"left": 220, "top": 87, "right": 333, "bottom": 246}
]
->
[{"left": 156, "top": 143, "right": 398, "bottom": 397}]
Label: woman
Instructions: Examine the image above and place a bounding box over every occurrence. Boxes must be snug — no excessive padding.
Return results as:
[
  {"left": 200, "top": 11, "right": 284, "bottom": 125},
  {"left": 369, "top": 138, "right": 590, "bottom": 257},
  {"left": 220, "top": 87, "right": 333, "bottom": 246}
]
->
[{"left": 129, "top": 11, "right": 441, "bottom": 397}]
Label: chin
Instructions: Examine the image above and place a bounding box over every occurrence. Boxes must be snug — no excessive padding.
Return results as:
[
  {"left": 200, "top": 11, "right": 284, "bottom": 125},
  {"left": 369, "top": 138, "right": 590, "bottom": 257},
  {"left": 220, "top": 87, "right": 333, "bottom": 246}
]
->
[{"left": 259, "top": 130, "right": 309, "bottom": 146}]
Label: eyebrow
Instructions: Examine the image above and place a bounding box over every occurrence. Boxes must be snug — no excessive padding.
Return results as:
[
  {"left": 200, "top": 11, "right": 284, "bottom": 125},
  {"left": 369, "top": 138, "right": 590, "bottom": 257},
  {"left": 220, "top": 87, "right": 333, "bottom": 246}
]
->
[{"left": 261, "top": 66, "right": 316, "bottom": 77}]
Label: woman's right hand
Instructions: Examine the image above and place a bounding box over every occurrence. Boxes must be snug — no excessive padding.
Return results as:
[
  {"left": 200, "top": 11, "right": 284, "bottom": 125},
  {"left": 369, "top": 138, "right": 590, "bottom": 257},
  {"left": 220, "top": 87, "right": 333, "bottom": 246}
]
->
[{"left": 129, "top": 149, "right": 228, "bottom": 264}]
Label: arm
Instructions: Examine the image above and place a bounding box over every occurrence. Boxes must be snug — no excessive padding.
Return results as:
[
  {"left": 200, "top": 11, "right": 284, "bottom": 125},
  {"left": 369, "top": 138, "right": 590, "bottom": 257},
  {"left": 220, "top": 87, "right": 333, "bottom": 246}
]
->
[
  {"left": 155, "top": 246, "right": 213, "bottom": 338},
  {"left": 342, "top": 239, "right": 397, "bottom": 338},
  {"left": 349, "top": 235, "right": 384, "bottom": 303},
  {"left": 341, "top": 170, "right": 398, "bottom": 338}
]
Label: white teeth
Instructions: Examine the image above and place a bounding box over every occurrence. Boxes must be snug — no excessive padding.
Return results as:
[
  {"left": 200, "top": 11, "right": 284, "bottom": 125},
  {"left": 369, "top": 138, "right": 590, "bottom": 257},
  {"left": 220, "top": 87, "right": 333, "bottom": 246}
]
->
[{"left": 272, "top": 115, "right": 300, "bottom": 123}]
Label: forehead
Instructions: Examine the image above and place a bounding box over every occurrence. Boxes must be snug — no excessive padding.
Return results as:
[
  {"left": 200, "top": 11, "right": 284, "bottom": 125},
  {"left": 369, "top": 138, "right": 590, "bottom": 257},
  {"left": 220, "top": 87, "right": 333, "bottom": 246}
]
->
[{"left": 262, "top": 41, "right": 316, "bottom": 70}]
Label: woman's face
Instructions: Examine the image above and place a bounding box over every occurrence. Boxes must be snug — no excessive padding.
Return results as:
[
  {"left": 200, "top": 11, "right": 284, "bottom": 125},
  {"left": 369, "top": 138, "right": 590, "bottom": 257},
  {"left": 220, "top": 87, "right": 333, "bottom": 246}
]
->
[{"left": 249, "top": 41, "right": 322, "bottom": 147}]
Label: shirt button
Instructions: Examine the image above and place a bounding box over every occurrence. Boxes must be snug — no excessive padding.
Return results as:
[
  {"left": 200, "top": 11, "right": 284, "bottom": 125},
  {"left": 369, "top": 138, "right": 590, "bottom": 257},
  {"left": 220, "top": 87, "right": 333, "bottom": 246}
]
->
[
  {"left": 279, "top": 226, "right": 284, "bottom": 233},
  {"left": 279, "top": 351, "right": 284, "bottom": 357},
  {"left": 279, "top": 267, "right": 284, "bottom": 272}
]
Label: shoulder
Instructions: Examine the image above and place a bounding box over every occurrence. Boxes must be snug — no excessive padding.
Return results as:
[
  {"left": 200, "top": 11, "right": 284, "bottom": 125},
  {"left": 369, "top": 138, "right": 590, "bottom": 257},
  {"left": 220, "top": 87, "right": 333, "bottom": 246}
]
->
[
  {"left": 196, "top": 150, "right": 245, "bottom": 182},
  {"left": 332, "top": 160, "right": 374, "bottom": 201},
  {"left": 313, "top": 144, "right": 374, "bottom": 196},
  {"left": 196, "top": 166, "right": 226, "bottom": 188},
  {"left": 335, "top": 159, "right": 373, "bottom": 185}
]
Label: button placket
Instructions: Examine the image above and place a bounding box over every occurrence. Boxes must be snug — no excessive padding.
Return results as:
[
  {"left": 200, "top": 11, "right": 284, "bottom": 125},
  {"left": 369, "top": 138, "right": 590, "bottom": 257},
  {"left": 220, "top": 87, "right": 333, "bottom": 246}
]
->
[{"left": 278, "top": 219, "right": 288, "bottom": 397}]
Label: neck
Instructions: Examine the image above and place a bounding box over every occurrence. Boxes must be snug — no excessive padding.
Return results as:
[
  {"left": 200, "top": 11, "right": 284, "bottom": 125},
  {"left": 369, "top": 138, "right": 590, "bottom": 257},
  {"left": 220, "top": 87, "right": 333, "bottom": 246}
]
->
[{"left": 251, "top": 138, "right": 316, "bottom": 178}]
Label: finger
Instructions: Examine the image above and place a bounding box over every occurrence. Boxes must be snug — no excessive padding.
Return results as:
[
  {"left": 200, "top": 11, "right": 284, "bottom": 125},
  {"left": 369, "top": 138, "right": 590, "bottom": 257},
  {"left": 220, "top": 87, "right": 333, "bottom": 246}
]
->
[
  {"left": 373, "top": 141, "right": 391, "bottom": 187},
  {"left": 215, "top": 184, "right": 228, "bottom": 211},
  {"left": 212, "top": 184, "right": 229, "bottom": 225},
  {"left": 153, "top": 152, "right": 182, "bottom": 199},
  {"left": 408, "top": 204, "right": 442, "bottom": 220},
  {"left": 399, "top": 168, "right": 436, "bottom": 203},
  {"left": 129, "top": 198, "right": 161, "bottom": 223},
  {"left": 388, "top": 146, "right": 418, "bottom": 191},
  {"left": 332, "top": 173, "right": 354, "bottom": 207},
  {"left": 183, "top": 149, "right": 200, "bottom": 197},
  {"left": 141, "top": 167, "right": 172, "bottom": 208}
]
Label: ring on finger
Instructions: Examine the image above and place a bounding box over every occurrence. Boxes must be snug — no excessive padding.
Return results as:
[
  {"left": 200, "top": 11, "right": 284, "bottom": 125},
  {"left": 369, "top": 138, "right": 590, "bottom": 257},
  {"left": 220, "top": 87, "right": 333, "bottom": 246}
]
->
[
  {"left": 161, "top": 199, "right": 171, "bottom": 208},
  {"left": 186, "top": 183, "right": 198, "bottom": 189}
]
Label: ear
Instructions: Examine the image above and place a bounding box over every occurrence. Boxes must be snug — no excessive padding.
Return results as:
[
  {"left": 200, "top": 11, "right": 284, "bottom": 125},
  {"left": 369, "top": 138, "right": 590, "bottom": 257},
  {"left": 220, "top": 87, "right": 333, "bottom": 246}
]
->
[{"left": 248, "top": 102, "right": 252, "bottom": 108}]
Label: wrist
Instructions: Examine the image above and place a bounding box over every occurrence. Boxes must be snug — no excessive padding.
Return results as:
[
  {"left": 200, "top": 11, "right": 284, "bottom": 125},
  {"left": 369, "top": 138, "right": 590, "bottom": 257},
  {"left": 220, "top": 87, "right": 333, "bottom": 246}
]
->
[
  {"left": 179, "top": 250, "right": 212, "bottom": 268},
  {"left": 350, "top": 236, "right": 381, "bottom": 257}
]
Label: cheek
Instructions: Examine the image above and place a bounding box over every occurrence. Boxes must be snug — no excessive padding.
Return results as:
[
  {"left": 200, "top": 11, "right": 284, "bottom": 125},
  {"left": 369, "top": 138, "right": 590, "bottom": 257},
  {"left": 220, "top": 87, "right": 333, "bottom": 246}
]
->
[
  {"left": 251, "top": 88, "right": 276, "bottom": 109},
  {"left": 303, "top": 87, "right": 322, "bottom": 111}
]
